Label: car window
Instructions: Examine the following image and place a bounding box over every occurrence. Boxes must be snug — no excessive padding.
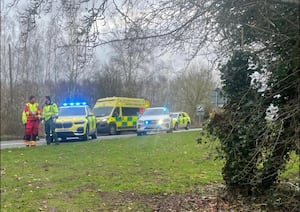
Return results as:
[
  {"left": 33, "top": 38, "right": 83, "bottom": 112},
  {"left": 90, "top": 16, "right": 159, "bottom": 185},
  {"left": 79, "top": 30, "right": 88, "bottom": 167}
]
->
[
  {"left": 112, "top": 107, "right": 119, "bottom": 117},
  {"left": 143, "top": 108, "right": 169, "bottom": 116},
  {"left": 170, "top": 113, "right": 178, "bottom": 118},
  {"left": 122, "top": 107, "right": 140, "bottom": 116},
  {"left": 93, "top": 107, "right": 113, "bottom": 117},
  {"left": 59, "top": 106, "right": 87, "bottom": 116},
  {"left": 87, "top": 107, "right": 94, "bottom": 115}
]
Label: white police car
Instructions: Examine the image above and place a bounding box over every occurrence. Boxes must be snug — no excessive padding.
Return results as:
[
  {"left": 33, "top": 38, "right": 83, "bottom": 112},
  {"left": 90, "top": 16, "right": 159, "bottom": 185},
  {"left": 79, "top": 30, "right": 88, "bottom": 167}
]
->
[{"left": 136, "top": 107, "right": 173, "bottom": 136}]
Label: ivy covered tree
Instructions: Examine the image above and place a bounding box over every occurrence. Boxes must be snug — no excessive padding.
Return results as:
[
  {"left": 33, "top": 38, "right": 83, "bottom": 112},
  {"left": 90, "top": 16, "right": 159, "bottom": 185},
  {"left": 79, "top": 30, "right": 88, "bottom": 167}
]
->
[{"left": 207, "top": 0, "right": 299, "bottom": 194}]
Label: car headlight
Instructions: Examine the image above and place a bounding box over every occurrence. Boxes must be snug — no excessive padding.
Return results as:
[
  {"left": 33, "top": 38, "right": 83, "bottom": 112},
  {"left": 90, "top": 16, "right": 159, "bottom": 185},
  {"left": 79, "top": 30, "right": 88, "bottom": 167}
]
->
[
  {"left": 101, "top": 118, "right": 107, "bottom": 122},
  {"left": 75, "top": 120, "right": 85, "bottom": 124}
]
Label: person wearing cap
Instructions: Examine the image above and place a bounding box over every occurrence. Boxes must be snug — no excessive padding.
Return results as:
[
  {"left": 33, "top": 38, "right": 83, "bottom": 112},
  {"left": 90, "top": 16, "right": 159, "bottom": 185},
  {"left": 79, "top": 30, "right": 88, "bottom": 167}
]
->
[
  {"left": 42, "top": 96, "right": 59, "bottom": 145},
  {"left": 23, "top": 96, "right": 41, "bottom": 147}
]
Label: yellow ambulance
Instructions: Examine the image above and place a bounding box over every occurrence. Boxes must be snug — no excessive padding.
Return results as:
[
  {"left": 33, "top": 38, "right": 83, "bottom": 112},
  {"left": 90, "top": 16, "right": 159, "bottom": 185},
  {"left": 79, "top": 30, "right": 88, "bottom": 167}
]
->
[{"left": 92, "top": 97, "right": 150, "bottom": 135}]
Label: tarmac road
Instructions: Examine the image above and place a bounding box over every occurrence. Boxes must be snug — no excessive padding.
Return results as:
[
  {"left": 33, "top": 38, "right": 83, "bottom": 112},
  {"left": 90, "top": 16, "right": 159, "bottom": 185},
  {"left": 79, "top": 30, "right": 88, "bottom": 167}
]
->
[{"left": 0, "top": 128, "right": 201, "bottom": 149}]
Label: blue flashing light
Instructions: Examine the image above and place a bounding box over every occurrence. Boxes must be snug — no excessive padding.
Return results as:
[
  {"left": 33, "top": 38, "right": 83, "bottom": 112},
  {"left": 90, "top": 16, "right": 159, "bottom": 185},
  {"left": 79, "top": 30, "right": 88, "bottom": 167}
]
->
[
  {"left": 145, "top": 120, "right": 149, "bottom": 125},
  {"left": 163, "top": 107, "right": 167, "bottom": 111},
  {"left": 62, "top": 102, "right": 87, "bottom": 106}
]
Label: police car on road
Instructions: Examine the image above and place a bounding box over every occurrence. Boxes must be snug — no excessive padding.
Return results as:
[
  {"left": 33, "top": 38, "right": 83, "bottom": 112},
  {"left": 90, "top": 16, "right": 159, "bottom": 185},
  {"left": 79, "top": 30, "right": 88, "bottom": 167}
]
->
[
  {"left": 55, "top": 102, "right": 97, "bottom": 141},
  {"left": 137, "top": 107, "right": 173, "bottom": 136},
  {"left": 170, "top": 112, "right": 191, "bottom": 130}
]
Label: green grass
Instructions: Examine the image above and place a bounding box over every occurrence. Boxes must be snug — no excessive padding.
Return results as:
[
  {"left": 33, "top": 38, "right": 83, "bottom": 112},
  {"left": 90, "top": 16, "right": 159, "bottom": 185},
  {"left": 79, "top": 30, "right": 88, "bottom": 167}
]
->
[
  {"left": 1, "top": 131, "right": 221, "bottom": 211},
  {"left": 0, "top": 131, "right": 298, "bottom": 211}
]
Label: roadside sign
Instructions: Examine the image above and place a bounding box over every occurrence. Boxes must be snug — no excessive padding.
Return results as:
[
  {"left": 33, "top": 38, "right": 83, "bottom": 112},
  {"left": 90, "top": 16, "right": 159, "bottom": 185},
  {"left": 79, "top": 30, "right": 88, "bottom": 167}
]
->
[
  {"left": 196, "top": 104, "right": 205, "bottom": 116},
  {"left": 197, "top": 104, "right": 204, "bottom": 112}
]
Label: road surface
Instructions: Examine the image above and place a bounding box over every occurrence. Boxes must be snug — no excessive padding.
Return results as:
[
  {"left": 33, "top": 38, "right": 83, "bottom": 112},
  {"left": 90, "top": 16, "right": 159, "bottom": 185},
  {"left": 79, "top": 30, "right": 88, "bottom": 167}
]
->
[{"left": 0, "top": 128, "right": 201, "bottom": 149}]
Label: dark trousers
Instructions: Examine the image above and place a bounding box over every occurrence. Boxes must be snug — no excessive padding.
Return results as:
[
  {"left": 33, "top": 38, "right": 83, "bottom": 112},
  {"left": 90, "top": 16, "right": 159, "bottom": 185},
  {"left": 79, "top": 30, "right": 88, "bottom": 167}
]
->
[{"left": 45, "top": 118, "right": 57, "bottom": 144}]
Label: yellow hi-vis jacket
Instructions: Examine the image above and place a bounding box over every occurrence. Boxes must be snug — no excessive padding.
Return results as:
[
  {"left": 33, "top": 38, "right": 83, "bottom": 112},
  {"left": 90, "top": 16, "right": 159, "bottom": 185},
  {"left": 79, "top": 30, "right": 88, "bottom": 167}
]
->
[
  {"left": 23, "top": 102, "right": 41, "bottom": 121},
  {"left": 42, "top": 103, "right": 58, "bottom": 121}
]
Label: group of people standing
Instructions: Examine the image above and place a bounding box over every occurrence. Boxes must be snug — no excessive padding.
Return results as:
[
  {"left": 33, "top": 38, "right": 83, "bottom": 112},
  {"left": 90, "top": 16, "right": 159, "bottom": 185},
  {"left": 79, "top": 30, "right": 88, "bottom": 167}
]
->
[{"left": 22, "top": 95, "right": 59, "bottom": 147}]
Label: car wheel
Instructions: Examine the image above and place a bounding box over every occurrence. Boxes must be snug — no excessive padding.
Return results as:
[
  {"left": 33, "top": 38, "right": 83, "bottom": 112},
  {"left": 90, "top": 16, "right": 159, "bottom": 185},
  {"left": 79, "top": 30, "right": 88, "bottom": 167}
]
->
[
  {"left": 167, "top": 128, "right": 173, "bottom": 133},
  {"left": 109, "top": 124, "right": 117, "bottom": 135},
  {"left": 82, "top": 126, "right": 89, "bottom": 141},
  {"left": 91, "top": 129, "right": 97, "bottom": 139},
  {"left": 185, "top": 122, "right": 190, "bottom": 130},
  {"left": 60, "top": 137, "right": 67, "bottom": 142},
  {"left": 174, "top": 122, "right": 178, "bottom": 130},
  {"left": 137, "top": 131, "right": 147, "bottom": 136}
]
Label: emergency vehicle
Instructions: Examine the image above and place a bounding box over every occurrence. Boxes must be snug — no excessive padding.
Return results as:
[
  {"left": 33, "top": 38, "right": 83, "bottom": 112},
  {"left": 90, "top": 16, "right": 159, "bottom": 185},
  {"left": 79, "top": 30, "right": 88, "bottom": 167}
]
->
[
  {"left": 137, "top": 107, "right": 173, "bottom": 136},
  {"left": 170, "top": 112, "right": 191, "bottom": 130},
  {"left": 55, "top": 102, "right": 97, "bottom": 141},
  {"left": 92, "top": 97, "right": 150, "bottom": 135}
]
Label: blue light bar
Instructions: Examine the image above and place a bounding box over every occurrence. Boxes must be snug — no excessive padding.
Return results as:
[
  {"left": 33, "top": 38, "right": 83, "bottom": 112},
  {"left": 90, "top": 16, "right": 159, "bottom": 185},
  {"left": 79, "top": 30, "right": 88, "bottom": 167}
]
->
[{"left": 62, "top": 102, "right": 87, "bottom": 106}]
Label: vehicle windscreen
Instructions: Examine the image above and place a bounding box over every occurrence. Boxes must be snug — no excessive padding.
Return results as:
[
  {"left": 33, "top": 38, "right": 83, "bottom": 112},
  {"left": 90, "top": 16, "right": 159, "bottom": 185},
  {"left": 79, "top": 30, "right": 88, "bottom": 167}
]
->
[
  {"left": 143, "top": 108, "right": 169, "bottom": 116},
  {"left": 170, "top": 113, "right": 179, "bottom": 118},
  {"left": 93, "top": 107, "right": 113, "bottom": 117},
  {"left": 59, "top": 107, "right": 87, "bottom": 116}
]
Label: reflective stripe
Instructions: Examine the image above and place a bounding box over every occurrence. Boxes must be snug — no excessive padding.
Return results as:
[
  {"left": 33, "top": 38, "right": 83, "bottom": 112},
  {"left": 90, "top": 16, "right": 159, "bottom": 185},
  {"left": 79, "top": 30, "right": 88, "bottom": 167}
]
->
[
  {"left": 110, "top": 116, "right": 138, "bottom": 128},
  {"left": 25, "top": 103, "right": 40, "bottom": 115},
  {"left": 121, "top": 116, "right": 137, "bottom": 127},
  {"left": 24, "top": 103, "right": 41, "bottom": 122}
]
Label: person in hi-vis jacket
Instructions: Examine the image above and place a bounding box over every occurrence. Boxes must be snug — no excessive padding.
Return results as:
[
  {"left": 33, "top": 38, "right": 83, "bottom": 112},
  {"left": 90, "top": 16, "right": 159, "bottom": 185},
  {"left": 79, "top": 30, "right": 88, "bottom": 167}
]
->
[
  {"left": 23, "top": 96, "right": 41, "bottom": 147},
  {"left": 42, "top": 96, "right": 59, "bottom": 145}
]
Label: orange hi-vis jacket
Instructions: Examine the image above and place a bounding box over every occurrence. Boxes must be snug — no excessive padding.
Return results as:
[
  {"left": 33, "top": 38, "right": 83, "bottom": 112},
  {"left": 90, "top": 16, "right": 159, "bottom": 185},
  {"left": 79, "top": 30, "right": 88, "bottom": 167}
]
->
[{"left": 24, "top": 102, "right": 41, "bottom": 121}]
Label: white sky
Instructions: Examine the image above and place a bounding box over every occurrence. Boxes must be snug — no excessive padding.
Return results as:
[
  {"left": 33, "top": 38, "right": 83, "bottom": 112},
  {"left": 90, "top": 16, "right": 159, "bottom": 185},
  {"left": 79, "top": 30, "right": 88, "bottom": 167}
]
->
[{"left": 1, "top": 0, "right": 221, "bottom": 83}]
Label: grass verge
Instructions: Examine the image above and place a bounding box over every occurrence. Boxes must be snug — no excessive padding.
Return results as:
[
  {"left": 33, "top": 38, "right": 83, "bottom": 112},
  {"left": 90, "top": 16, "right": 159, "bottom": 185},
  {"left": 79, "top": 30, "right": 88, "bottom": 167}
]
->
[
  {"left": 0, "top": 131, "right": 298, "bottom": 211},
  {"left": 1, "top": 131, "right": 222, "bottom": 211}
]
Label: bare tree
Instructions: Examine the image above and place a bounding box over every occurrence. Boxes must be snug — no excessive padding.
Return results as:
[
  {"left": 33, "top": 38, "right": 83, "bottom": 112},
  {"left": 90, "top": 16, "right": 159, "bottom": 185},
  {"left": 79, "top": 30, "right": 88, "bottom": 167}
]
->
[{"left": 170, "top": 63, "right": 215, "bottom": 124}]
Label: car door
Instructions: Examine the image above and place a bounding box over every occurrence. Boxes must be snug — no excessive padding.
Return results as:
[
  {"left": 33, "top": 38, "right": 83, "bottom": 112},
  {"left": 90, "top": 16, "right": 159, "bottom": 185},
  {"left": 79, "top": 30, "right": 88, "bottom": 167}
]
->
[
  {"left": 182, "top": 113, "right": 187, "bottom": 127},
  {"left": 112, "top": 107, "right": 122, "bottom": 130},
  {"left": 87, "top": 107, "right": 96, "bottom": 132},
  {"left": 178, "top": 113, "right": 183, "bottom": 128},
  {"left": 184, "top": 112, "right": 191, "bottom": 125}
]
